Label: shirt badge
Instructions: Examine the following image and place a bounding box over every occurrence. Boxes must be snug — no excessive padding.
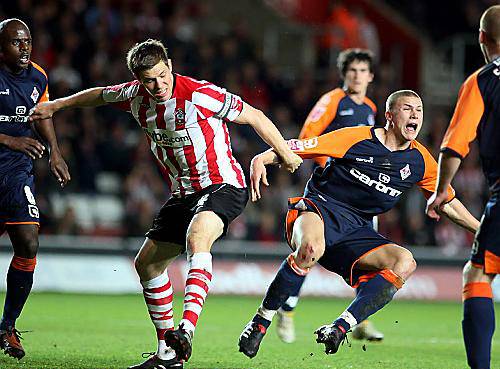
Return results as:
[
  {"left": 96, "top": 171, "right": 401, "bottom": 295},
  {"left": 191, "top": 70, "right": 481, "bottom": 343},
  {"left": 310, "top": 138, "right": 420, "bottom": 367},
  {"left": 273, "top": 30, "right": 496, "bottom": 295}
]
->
[
  {"left": 400, "top": 164, "right": 411, "bottom": 180},
  {"left": 174, "top": 108, "right": 185, "bottom": 126},
  {"left": 30, "top": 86, "right": 39, "bottom": 103}
]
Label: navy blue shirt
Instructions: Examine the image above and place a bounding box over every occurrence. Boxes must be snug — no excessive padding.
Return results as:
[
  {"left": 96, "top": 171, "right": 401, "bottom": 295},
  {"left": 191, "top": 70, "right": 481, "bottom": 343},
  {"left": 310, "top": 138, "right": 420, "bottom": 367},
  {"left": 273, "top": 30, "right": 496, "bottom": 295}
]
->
[
  {"left": 288, "top": 126, "right": 455, "bottom": 218},
  {"left": 441, "top": 56, "right": 500, "bottom": 191},
  {"left": 0, "top": 62, "right": 49, "bottom": 176}
]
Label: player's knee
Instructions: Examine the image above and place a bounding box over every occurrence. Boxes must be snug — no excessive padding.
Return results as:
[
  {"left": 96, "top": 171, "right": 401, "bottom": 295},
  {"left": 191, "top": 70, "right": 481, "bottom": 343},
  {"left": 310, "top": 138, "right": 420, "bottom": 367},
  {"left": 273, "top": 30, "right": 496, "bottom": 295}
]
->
[
  {"left": 462, "top": 261, "right": 489, "bottom": 284},
  {"left": 296, "top": 239, "right": 324, "bottom": 268},
  {"left": 134, "top": 253, "right": 148, "bottom": 277},
  {"left": 17, "top": 238, "right": 39, "bottom": 259},
  {"left": 395, "top": 250, "right": 416, "bottom": 279}
]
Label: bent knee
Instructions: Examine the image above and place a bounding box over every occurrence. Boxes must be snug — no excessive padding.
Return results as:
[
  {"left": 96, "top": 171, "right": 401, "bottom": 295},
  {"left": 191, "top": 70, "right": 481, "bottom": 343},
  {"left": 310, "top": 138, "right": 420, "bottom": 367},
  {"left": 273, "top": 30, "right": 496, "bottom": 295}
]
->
[
  {"left": 296, "top": 239, "right": 324, "bottom": 268},
  {"left": 395, "top": 250, "right": 417, "bottom": 279},
  {"left": 462, "top": 261, "right": 492, "bottom": 284}
]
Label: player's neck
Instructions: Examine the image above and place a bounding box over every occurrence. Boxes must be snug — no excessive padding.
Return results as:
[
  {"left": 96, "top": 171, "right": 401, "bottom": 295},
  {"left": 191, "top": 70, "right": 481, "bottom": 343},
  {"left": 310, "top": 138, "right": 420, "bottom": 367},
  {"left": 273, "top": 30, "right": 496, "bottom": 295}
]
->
[
  {"left": 375, "top": 128, "right": 411, "bottom": 151},
  {"left": 344, "top": 88, "right": 366, "bottom": 104},
  {"left": 0, "top": 63, "right": 25, "bottom": 75}
]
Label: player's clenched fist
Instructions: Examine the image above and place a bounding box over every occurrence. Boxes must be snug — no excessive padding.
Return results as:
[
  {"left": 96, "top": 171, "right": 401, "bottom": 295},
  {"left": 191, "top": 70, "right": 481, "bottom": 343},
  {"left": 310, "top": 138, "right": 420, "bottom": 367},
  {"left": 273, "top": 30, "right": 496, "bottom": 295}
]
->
[
  {"left": 281, "top": 152, "right": 303, "bottom": 173},
  {"left": 2, "top": 136, "right": 45, "bottom": 159}
]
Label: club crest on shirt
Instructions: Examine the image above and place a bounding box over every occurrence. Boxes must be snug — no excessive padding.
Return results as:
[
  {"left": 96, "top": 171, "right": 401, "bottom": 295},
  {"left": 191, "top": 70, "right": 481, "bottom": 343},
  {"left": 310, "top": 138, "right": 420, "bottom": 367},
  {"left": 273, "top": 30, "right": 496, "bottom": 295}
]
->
[
  {"left": 30, "top": 86, "right": 39, "bottom": 103},
  {"left": 400, "top": 164, "right": 411, "bottom": 180},
  {"left": 175, "top": 108, "right": 185, "bottom": 126}
]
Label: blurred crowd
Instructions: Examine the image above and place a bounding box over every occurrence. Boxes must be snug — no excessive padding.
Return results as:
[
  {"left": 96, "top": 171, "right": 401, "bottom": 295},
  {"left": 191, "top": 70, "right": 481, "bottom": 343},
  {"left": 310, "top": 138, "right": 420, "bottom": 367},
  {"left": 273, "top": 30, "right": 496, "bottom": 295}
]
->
[{"left": 0, "top": 0, "right": 489, "bottom": 254}]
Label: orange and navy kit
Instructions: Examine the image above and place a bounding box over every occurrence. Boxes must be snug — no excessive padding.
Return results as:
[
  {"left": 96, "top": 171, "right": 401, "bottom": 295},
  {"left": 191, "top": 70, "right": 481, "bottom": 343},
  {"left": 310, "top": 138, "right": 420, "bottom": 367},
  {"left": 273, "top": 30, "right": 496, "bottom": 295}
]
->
[
  {"left": 299, "top": 87, "right": 376, "bottom": 167},
  {"left": 285, "top": 126, "right": 454, "bottom": 286},
  {"left": 441, "top": 56, "right": 500, "bottom": 274},
  {"left": 0, "top": 62, "right": 49, "bottom": 229}
]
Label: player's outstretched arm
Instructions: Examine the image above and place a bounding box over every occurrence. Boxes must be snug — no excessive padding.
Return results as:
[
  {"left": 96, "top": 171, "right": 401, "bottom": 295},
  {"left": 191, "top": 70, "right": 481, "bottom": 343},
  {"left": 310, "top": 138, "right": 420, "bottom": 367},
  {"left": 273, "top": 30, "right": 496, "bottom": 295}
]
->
[
  {"left": 234, "top": 102, "right": 302, "bottom": 173},
  {"left": 249, "top": 149, "right": 280, "bottom": 202},
  {"left": 440, "top": 198, "right": 480, "bottom": 234},
  {"left": 29, "top": 87, "right": 107, "bottom": 121}
]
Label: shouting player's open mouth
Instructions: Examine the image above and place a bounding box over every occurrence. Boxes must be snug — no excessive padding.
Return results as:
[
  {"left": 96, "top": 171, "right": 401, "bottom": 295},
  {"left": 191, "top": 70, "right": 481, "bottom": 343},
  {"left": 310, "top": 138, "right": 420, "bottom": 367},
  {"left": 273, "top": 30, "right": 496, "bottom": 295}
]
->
[
  {"left": 405, "top": 122, "right": 418, "bottom": 133},
  {"left": 19, "top": 53, "right": 30, "bottom": 65}
]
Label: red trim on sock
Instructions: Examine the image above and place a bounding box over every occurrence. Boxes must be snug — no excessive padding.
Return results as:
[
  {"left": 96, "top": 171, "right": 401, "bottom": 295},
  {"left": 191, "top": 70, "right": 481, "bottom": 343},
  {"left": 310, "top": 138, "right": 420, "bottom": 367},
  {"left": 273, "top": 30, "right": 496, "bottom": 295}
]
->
[
  {"left": 145, "top": 295, "right": 174, "bottom": 306},
  {"left": 182, "top": 310, "right": 199, "bottom": 326},
  {"left": 11, "top": 256, "right": 36, "bottom": 272},
  {"left": 337, "top": 325, "right": 347, "bottom": 334},
  {"left": 188, "top": 268, "right": 212, "bottom": 280},
  {"left": 145, "top": 281, "right": 172, "bottom": 293},
  {"left": 463, "top": 282, "right": 493, "bottom": 301},
  {"left": 185, "top": 277, "right": 209, "bottom": 292}
]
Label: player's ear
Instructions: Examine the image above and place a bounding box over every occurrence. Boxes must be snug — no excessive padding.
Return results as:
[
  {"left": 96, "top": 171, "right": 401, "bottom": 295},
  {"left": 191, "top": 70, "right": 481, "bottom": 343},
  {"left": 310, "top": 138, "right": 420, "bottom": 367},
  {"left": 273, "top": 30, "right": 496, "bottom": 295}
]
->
[
  {"left": 167, "top": 59, "right": 172, "bottom": 70},
  {"left": 384, "top": 110, "right": 392, "bottom": 123}
]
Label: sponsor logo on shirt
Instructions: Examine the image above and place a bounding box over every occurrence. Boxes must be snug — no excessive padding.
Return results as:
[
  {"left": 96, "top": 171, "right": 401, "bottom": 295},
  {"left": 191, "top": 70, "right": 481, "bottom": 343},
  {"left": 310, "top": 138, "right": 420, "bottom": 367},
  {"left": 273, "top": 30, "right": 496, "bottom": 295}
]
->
[
  {"left": 400, "top": 164, "right": 411, "bottom": 180},
  {"left": 144, "top": 128, "right": 192, "bottom": 148},
  {"left": 339, "top": 108, "right": 354, "bottom": 116},
  {"left": 0, "top": 106, "right": 29, "bottom": 123},
  {"left": 350, "top": 168, "right": 402, "bottom": 197},
  {"left": 355, "top": 156, "right": 373, "bottom": 163}
]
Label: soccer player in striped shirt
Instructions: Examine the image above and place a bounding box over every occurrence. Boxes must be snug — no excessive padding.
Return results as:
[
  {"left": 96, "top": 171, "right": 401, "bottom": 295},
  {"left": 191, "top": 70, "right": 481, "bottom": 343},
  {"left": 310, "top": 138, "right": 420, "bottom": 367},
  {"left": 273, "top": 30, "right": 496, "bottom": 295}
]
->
[
  {"left": 427, "top": 5, "right": 500, "bottom": 369},
  {"left": 30, "top": 39, "right": 302, "bottom": 369},
  {"left": 277, "top": 48, "right": 384, "bottom": 344}
]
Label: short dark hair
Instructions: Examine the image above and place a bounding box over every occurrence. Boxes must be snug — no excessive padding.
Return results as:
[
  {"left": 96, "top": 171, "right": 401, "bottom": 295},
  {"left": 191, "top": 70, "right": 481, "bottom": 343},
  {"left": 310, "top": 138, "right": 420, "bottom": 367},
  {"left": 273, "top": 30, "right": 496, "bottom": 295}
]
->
[
  {"left": 336, "top": 48, "right": 374, "bottom": 78},
  {"left": 385, "top": 90, "right": 421, "bottom": 111},
  {"left": 126, "top": 39, "right": 169, "bottom": 75}
]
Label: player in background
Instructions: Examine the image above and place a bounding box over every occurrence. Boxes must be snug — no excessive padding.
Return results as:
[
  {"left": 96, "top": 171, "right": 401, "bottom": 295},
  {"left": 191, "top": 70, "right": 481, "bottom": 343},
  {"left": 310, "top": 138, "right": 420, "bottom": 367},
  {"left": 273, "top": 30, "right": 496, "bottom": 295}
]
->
[
  {"left": 0, "top": 18, "right": 71, "bottom": 360},
  {"left": 426, "top": 5, "right": 500, "bottom": 369},
  {"left": 276, "top": 48, "right": 382, "bottom": 344},
  {"left": 238, "top": 90, "right": 480, "bottom": 359},
  {"left": 30, "top": 39, "right": 302, "bottom": 369}
]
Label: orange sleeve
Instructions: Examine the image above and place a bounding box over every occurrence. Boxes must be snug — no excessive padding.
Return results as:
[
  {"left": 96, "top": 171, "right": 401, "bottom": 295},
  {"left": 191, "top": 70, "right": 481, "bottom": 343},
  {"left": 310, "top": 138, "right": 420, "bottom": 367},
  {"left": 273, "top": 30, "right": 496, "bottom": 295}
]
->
[
  {"left": 364, "top": 97, "right": 377, "bottom": 114},
  {"left": 299, "top": 89, "right": 344, "bottom": 138},
  {"left": 30, "top": 61, "right": 50, "bottom": 102},
  {"left": 441, "top": 71, "right": 484, "bottom": 158},
  {"left": 299, "top": 88, "right": 345, "bottom": 167},
  {"left": 288, "top": 126, "right": 372, "bottom": 160},
  {"left": 413, "top": 141, "right": 455, "bottom": 201}
]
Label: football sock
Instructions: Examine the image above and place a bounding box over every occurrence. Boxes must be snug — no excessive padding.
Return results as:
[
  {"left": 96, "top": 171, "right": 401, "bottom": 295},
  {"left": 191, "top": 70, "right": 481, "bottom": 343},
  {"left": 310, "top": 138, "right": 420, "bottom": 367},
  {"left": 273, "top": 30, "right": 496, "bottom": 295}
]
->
[
  {"left": 0, "top": 256, "right": 36, "bottom": 330},
  {"left": 280, "top": 278, "right": 304, "bottom": 312},
  {"left": 140, "top": 270, "right": 176, "bottom": 360},
  {"left": 462, "top": 282, "right": 494, "bottom": 369},
  {"left": 254, "top": 254, "right": 308, "bottom": 328},
  {"left": 334, "top": 270, "right": 403, "bottom": 333},
  {"left": 179, "top": 252, "right": 212, "bottom": 336}
]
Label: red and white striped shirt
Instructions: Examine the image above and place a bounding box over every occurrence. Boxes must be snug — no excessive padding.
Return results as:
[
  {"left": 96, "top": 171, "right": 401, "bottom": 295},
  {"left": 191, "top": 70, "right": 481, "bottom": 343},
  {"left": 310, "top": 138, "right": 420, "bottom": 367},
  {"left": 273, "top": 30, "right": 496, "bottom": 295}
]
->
[{"left": 103, "top": 74, "right": 246, "bottom": 197}]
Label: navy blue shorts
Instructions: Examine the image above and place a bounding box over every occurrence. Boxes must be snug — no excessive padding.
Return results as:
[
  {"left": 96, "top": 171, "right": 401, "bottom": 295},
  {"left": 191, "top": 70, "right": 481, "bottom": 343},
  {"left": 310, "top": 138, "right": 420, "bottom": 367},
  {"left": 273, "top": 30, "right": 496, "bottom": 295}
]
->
[
  {"left": 286, "top": 194, "right": 396, "bottom": 286},
  {"left": 146, "top": 183, "right": 249, "bottom": 249},
  {"left": 471, "top": 192, "right": 500, "bottom": 274},
  {"left": 0, "top": 170, "right": 40, "bottom": 229}
]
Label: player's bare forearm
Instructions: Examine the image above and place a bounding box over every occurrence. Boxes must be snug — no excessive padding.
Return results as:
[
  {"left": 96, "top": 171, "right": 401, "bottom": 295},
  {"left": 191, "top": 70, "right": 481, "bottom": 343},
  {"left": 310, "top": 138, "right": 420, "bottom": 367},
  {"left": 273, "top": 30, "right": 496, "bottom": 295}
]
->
[
  {"left": 33, "top": 118, "right": 71, "bottom": 186},
  {"left": 253, "top": 149, "right": 281, "bottom": 166},
  {"left": 30, "top": 87, "right": 106, "bottom": 121},
  {"left": 441, "top": 198, "right": 480, "bottom": 234},
  {"left": 33, "top": 118, "right": 60, "bottom": 153},
  {"left": 436, "top": 152, "right": 462, "bottom": 194},
  {"left": 49, "top": 87, "right": 107, "bottom": 114},
  {"left": 235, "top": 103, "right": 302, "bottom": 171}
]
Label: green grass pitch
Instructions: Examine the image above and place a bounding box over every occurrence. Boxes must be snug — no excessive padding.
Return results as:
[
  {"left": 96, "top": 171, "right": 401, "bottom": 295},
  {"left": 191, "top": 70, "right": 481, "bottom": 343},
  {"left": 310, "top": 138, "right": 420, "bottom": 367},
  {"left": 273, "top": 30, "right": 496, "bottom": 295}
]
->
[{"left": 0, "top": 293, "right": 498, "bottom": 368}]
